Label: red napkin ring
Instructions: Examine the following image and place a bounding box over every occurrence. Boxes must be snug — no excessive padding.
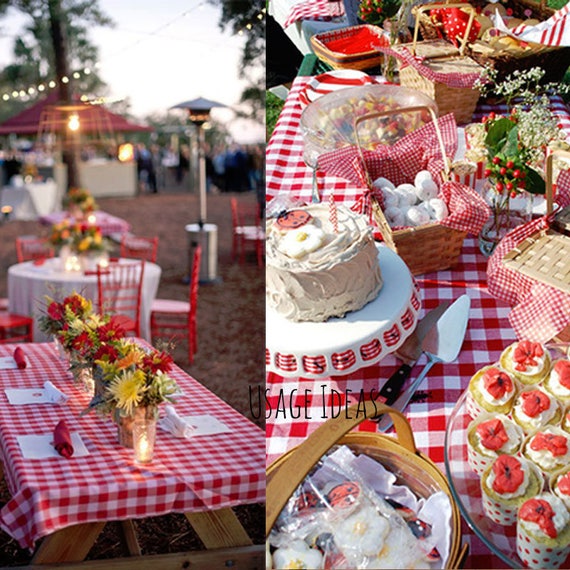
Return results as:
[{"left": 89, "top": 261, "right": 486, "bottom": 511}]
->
[
  {"left": 13, "top": 346, "right": 27, "bottom": 369},
  {"left": 53, "top": 420, "right": 74, "bottom": 458}
]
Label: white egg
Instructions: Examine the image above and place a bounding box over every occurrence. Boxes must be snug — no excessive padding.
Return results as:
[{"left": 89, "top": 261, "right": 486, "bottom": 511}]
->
[
  {"left": 414, "top": 170, "right": 433, "bottom": 186},
  {"left": 395, "top": 183, "right": 418, "bottom": 207},
  {"left": 372, "top": 176, "right": 396, "bottom": 191},
  {"left": 406, "top": 205, "right": 431, "bottom": 227},
  {"left": 425, "top": 198, "right": 449, "bottom": 221},
  {"left": 384, "top": 206, "right": 405, "bottom": 228},
  {"left": 381, "top": 187, "right": 399, "bottom": 209},
  {"left": 414, "top": 178, "right": 438, "bottom": 202}
]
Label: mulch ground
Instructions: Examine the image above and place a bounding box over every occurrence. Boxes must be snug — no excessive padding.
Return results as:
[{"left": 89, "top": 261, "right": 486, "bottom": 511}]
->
[{"left": 0, "top": 179, "right": 265, "bottom": 565}]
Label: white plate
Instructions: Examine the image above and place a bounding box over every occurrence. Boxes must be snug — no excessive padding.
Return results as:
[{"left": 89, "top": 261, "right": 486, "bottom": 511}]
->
[{"left": 299, "top": 70, "right": 376, "bottom": 108}]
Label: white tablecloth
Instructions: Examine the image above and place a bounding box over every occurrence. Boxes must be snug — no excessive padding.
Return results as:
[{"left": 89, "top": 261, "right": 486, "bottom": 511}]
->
[
  {"left": 7, "top": 258, "right": 161, "bottom": 342},
  {"left": 1, "top": 181, "right": 58, "bottom": 221}
]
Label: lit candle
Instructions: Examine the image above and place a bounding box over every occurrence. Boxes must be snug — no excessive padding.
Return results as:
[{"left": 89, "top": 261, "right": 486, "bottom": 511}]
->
[
  {"left": 133, "top": 419, "right": 156, "bottom": 464},
  {"left": 87, "top": 213, "right": 96, "bottom": 225},
  {"left": 64, "top": 255, "right": 81, "bottom": 272}
]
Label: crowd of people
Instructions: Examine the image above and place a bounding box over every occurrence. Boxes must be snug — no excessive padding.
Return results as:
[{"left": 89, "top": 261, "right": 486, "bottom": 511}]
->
[{"left": 133, "top": 141, "right": 265, "bottom": 197}]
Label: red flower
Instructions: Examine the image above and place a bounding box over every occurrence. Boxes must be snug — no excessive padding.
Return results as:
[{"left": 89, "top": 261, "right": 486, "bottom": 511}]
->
[
  {"left": 530, "top": 431, "right": 568, "bottom": 457},
  {"left": 477, "top": 418, "right": 509, "bottom": 451},
  {"left": 96, "top": 318, "right": 126, "bottom": 342},
  {"left": 520, "top": 390, "right": 550, "bottom": 418},
  {"left": 71, "top": 331, "right": 93, "bottom": 353},
  {"left": 519, "top": 498, "right": 557, "bottom": 538},
  {"left": 63, "top": 294, "right": 84, "bottom": 316},
  {"left": 142, "top": 351, "right": 173, "bottom": 374},
  {"left": 93, "top": 344, "right": 119, "bottom": 361},
  {"left": 47, "top": 301, "right": 64, "bottom": 321},
  {"left": 553, "top": 360, "right": 570, "bottom": 390},
  {"left": 483, "top": 367, "right": 513, "bottom": 399},
  {"left": 513, "top": 340, "right": 544, "bottom": 372},
  {"left": 491, "top": 455, "right": 524, "bottom": 494}
]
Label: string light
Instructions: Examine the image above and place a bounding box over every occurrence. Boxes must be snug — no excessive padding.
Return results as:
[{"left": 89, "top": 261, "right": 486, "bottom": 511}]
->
[{"left": 0, "top": 5, "right": 266, "bottom": 103}]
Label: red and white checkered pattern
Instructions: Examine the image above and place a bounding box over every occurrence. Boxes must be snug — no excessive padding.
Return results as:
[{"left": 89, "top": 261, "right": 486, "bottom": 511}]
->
[
  {"left": 283, "top": 0, "right": 345, "bottom": 28},
  {"left": 266, "top": 78, "right": 570, "bottom": 567},
  {"left": 39, "top": 210, "right": 131, "bottom": 237},
  {"left": 266, "top": 239, "right": 520, "bottom": 568},
  {"left": 0, "top": 342, "right": 264, "bottom": 550}
]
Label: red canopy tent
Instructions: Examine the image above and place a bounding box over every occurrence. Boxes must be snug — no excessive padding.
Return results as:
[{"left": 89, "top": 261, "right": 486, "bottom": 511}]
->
[{"left": 0, "top": 91, "right": 153, "bottom": 135}]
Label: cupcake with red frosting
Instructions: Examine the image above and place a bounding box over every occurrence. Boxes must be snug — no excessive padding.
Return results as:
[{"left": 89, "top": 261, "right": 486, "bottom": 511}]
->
[
  {"left": 550, "top": 467, "right": 570, "bottom": 511},
  {"left": 467, "top": 414, "right": 524, "bottom": 475},
  {"left": 516, "top": 493, "right": 570, "bottom": 569},
  {"left": 511, "top": 387, "right": 562, "bottom": 434},
  {"left": 499, "top": 340, "right": 550, "bottom": 385},
  {"left": 523, "top": 426, "right": 570, "bottom": 474},
  {"left": 466, "top": 365, "right": 518, "bottom": 418},
  {"left": 480, "top": 454, "right": 543, "bottom": 526},
  {"left": 544, "top": 359, "right": 570, "bottom": 404}
]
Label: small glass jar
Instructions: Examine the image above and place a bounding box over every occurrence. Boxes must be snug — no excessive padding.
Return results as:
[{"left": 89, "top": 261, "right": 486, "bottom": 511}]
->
[{"left": 133, "top": 417, "right": 157, "bottom": 464}]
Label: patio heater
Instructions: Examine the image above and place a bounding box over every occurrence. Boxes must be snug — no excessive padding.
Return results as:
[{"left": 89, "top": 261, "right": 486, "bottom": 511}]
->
[{"left": 171, "top": 97, "right": 225, "bottom": 283}]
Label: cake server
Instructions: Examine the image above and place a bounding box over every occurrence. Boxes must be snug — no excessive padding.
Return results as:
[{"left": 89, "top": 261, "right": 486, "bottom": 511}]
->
[
  {"left": 377, "top": 300, "right": 451, "bottom": 407},
  {"left": 377, "top": 294, "right": 471, "bottom": 432}
]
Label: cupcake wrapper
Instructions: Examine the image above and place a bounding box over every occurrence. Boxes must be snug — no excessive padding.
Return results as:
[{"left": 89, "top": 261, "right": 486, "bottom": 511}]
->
[
  {"left": 517, "top": 525, "right": 570, "bottom": 569},
  {"left": 465, "top": 392, "right": 485, "bottom": 419},
  {"left": 467, "top": 443, "right": 494, "bottom": 476},
  {"left": 481, "top": 491, "right": 518, "bottom": 526}
]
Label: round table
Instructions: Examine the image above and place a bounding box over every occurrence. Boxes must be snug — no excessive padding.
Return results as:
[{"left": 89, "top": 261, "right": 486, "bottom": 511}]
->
[{"left": 7, "top": 258, "right": 161, "bottom": 342}]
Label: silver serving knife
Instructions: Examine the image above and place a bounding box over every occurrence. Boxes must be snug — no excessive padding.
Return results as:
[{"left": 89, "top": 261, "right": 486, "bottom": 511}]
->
[
  {"left": 377, "top": 301, "right": 452, "bottom": 407},
  {"left": 377, "top": 294, "right": 471, "bottom": 432}
]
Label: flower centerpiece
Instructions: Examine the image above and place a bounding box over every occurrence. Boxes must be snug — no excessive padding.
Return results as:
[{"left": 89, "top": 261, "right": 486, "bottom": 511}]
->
[
  {"left": 358, "top": 0, "right": 402, "bottom": 27},
  {"left": 39, "top": 292, "right": 95, "bottom": 353},
  {"left": 472, "top": 67, "right": 570, "bottom": 255},
  {"left": 62, "top": 187, "right": 97, "bottom": 218},
  {"left": 87, "top": 339, "right": 179, "bottom": 447},
  {"left": 48, "top": 219, "right": 111, "bottom": 271}
]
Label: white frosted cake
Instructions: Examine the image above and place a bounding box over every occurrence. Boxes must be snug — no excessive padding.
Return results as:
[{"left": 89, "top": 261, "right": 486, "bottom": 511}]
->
[{"left": 266, "top": 204, "right": 383, "bottom": 322}]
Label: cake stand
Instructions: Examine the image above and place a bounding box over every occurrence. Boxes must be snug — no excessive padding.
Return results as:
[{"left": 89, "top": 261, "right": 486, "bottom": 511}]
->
[{"left": 266, "top": 245, "right": 420, "bottom": 378}]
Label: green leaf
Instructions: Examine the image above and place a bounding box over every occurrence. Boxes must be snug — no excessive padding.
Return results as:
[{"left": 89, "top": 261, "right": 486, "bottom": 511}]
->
[
  {"left": 484, "top": 118, "right": 515, "bottom": 150},
  {"left": 504, "top": 125, "right": 520, "bottom": 157},
  {"left": 525, "top": 167, "right": 546, "bottom": 195}
]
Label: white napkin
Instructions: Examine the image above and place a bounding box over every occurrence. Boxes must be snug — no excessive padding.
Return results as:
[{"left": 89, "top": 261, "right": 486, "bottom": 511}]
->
[
  {"left": 43, "top": 381, "right": 68, "bottom": 404},
  {"left": 17, "top": 432, "right": 89, "bottom": 459},
  {"left": 158, "top": 405, "right": 195, "bottom": 438}
]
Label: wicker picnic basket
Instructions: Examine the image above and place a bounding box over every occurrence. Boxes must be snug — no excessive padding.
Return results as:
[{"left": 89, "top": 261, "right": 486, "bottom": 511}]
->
[
  {"left": 266, "top": 400, "right": 468, "bottom": 568},
  {"left": 503, "top": 149, "right": 570, "bottom": 340},
  {"left": 415, "top": 0, "right": 570, "bottom": 83},
  {"left": 310, "top": 24, "right": 390, "bottom": 70},
  {"left": 355, "top": 106, "right": 469, "bottom": 275},
  {"left": 387, "top": 3, "right": 483, "bottom": 125}
]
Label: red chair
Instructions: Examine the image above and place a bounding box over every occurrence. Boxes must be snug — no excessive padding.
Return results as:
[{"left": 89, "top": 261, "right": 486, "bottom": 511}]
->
[
  {"left": 150, "top": 245, "right": 201, "bottom": 363},
  {"left": 120, "top": 235, "right": 159, "bottom": 263},
  {"left": 96, "top": 260, "right": 145, "bottom": 336},
  {"left": 16, "top": 236, "right": 55, "bottom": 263},
  {"left": 231, "top": 197, "right": 265, "bottom": 266},
  {"left": 0, "top": 312, "right": 34, "bottom": 344}
]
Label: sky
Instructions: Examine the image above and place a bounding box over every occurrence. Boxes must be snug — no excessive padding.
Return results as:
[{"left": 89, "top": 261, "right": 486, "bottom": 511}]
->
[{"left": 0, "top": 0, "right": 264, "bottom": 143}]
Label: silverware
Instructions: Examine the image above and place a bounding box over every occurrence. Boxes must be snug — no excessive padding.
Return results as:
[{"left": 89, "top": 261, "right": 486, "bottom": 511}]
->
[
  {"left": 377, "top": 301, "right": 452, "bottom": 407},
  {"left": 377, "top": 294, "right": 471, "bottom": 432}
]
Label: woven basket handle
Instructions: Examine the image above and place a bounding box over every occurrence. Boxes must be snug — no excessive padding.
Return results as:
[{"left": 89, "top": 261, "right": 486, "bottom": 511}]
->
[
  {"left": 412, "top": 2, "right": 477, "bottom": 57},
  {"left": 545, "top": 149, "right": 570, "bottom": 215},
  {"left": 266, "top": 400, "right": 417, "bottom": 535}
]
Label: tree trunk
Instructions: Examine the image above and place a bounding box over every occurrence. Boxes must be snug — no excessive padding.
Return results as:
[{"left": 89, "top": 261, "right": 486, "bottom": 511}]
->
[{"left": 48, "top": 0, "right": 80, "bottom": 190}]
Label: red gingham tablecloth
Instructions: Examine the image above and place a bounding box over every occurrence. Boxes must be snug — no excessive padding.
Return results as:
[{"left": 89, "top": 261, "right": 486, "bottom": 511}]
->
[
  {"left": 0, "top": 342, "right": 265, "bottom": 550},
  {"left": 283, "top": 0, "right": 345, "bottom": 28},
  {"left": 266, "top": 76, "right": 570, "bottom": 568},
  {"left": 39, "top": 210, "right": 131, "bottom": 237}
]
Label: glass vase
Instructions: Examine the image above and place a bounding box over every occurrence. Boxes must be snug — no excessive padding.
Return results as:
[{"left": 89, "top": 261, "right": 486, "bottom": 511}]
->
[
  {"left": 478, "top": 186, "right": 533, "bottom": 257},
  {"left": 115, "top": 406, "right": 158, "bottom": 449},
  {"left": 133, "top": 416, "right": 157, "bottom": 463}
]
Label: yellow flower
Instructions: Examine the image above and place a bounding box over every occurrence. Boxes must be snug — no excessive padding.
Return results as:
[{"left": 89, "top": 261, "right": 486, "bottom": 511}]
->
[
  {"left": 77, "top": 237, "right": 91, "bottom": 252},
  {"left": 106, "top": 369, "right": 146, "bottom": 416}
]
